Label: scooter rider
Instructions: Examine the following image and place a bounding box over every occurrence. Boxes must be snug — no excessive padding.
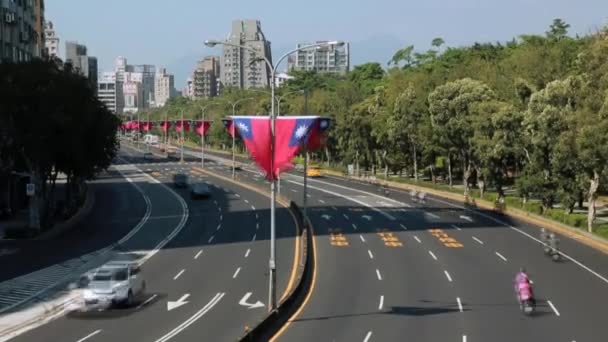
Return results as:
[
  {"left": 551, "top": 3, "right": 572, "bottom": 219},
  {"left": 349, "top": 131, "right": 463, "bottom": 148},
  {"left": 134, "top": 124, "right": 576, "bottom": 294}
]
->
[{"left": 514, "top": 268, "right": 536, "bottom": 306}]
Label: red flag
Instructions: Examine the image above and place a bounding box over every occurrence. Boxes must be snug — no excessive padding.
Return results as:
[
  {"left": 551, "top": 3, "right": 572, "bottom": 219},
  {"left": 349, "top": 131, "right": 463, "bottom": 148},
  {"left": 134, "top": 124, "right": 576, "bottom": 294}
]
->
[
  {"left": 274, "top": 116, "right": 317, "bottom": 176},
  {"left": 222, "top": 119, "right": 235, "bottom": 137},
  {"left": 306, "top": 117, "right": 331, "bottom": 151},
  {"left": 174, "top": 120, "right": 190, "bottom": 133},
  {"left": 160, "top": 121, "right": 171, "bottom": 133},
  {"left": 195, "top": 121, "right": 211, "bottom": 136},
  {"left": 232, "top": 117, "right": 273, "bottom": 179},
  {"left": 142, "top": 122, "right": 153, "bottom": 132}
]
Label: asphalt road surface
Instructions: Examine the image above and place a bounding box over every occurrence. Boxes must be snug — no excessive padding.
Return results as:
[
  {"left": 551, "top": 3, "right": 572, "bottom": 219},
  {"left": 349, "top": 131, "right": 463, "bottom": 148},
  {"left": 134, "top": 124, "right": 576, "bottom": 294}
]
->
[
  {"left": 196, "top": 147, "right": 608, "bottom": 342},
  {"left": 8, "top": 146, "right": 296, "bottom": 342}
]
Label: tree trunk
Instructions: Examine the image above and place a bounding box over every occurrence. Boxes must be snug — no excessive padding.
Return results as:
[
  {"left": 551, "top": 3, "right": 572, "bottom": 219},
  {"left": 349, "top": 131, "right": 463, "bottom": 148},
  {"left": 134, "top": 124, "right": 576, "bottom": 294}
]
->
[
  {"left": 578, "top": 190, "right": 584, "bottom": 209},
  {"left": 324, "top": 147, "right": 331, "bottom": 167},
  {"left": 463, "top": 161, "right": 472, "bottom": 198},
  {"left": 412, "top": 144, "right": 418, "bottom": 182},
  {"left": 447, "top": 153, "right": 453, "bottom": 187},
  {"left": 476, "top": 167, "right": 485, "bottom": 199},
  {"left": 382, "top": 150, "right": 388, "bottom": 179},
  {"left": 587, "top": 170, "right": 600, "bottom": 233},
  {"left": 429, "top": 165, "right": 436, "bottom": 184}
]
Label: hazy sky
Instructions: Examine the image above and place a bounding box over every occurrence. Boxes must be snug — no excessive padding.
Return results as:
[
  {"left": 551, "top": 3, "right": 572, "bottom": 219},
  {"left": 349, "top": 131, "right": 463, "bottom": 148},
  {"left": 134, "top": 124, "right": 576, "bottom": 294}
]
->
[{"left": 47, "top": 0, "right": 608, "bottom": 87}]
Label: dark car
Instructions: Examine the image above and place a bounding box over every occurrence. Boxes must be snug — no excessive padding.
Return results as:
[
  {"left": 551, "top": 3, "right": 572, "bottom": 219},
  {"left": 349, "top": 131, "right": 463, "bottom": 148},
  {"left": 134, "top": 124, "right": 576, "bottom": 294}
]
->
[
  {"left": 190, "top": 183, "right": 211, "bottom": 199},
  {"left": 173, "top": 173, "right": 188, "bottom": 188}
]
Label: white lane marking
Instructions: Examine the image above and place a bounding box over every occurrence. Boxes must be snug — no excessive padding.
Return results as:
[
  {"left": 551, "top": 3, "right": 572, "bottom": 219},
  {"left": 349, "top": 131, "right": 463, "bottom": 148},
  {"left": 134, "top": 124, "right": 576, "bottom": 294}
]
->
[
  {"left": 218, "top": 207, "right": 222, "bottom": 212},
  {"left": 287, "top": 180, "right": 396, "bottom": 220},
  {"left": 245, "top": 249, "right": 251, "bottom": 258},
  {"left": 472, "top": 237, "right": 484, "bottom": 245},
  {"left": 457, "top": 297, "right": 463, "bottom": 312},
  {"left": 400, "top": 224, "right": 407, "bottom": 230},
  {"left": 495, "top": 252, "right": 508, "bottom": 262},
  {"left": 244, "top": 199, "right": 249, "bottom": 204},
  {"left": 376, "top": 269, "right": 383, "bottom": 281},
  {"left": 462, "top": 335, "right": 467, "bottom": 342},
  {"left": 429, "top": 251, "right": 438, "bottom": 261},
  {"left": 425, "top": 212, "right": 440, "bottom": 219},
  {"left": 319, "top": 199, "right": 326, "bottom": 204},
  {"left": 255, "top": 213, "right": 259, "bottom": 220},
  {"left": 213, "top": 200, "right": 218, "bottom": 205},
  {"left": 444, "top": 270, "right": 453, "bottom": 282},
  {"left": 233, "top": 267, "right": 241, "bottom": 279},
  {"left": 332, "top": 206, "right": 338, "bottom": 211},
  {"left": 414, "top": 236, "right": 422, "bottom": 243},
  {"left": 235, "top": 194, "right": 241, "bottom": 198},
  {"left": 216, "top": 224, "right": 221, "bottom": 231},
  {"left": 378, "top": 295, "right": 384, "bottom": 310},
  {"left": 547, "top": 300, "right": 561, "bottom": 316},
  {"left": 173, "top": 269, "right": 185, "bottom": 280},
  {"left": 368, "top": 250, "right": 374, "bottom": 259},
  {"left": 194, "top": 250, "right": 203, "bottom": 259},
  {"left": 307, "top": 194, "right": 312, "bottom": 198},
  {"left": 76, "top": 330, "right": 102, "bottom": 342},
  {"left": 360, "top": 235, "right": 366, "bottom": 243},
  {"left": 363, "top": 331, "right": 372, "bottom": 342},
  {"left": 256, "top": 223, "right": 259, "bottom": 230},
  {"left": 352, "top": 223, "right": 358, "bottom": 230},
  {"left": 155, "top": 293, "right": 225, "bottom": 342},
  {"left": 291, "top": 189, "right": 298, "bottom": 193},
  {"left": 252, "top": 234, "right": 257, "bottom": 242},
  {"left": 460, "top": 215, "right": 473, "bottom": 222},
  {"left": 208, "top": 235, "right": 215, "bottom": 243},
  {"left": 251, "top": 205, "right": 256, "bottom": 210},
  {"left": 220, "top": 214, "right": 223, "bottom": 221},
  {"left": 343, "top": 214, "right": 350, "bottom": 220},
  {"left": 452, "top": 224, "right": 462, "bottom": 231},
  {"left": 137, "top": 294, "right": 158, "bottom": 310}
]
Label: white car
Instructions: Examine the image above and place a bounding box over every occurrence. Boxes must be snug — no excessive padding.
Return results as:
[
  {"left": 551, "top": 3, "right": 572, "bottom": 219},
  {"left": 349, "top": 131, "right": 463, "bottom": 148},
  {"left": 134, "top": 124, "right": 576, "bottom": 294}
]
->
[{"left": 82, "top": 261, "right": 146, "bottom": 308}]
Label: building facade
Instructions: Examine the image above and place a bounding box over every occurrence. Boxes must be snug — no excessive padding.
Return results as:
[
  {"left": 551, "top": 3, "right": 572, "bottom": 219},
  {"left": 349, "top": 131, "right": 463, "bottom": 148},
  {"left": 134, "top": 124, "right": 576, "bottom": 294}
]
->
[
  {"left": 193, "top": 56, "right": 220, "bottom": 98},
  {"left": 288, "top": 41, "right": 350, "bottom": 74},
  {"left": 65, "top": 41, "right": 98, "bottom": 94},
  {"left": 0, "top": 0, "right": 42, "bottom": 62},
  {"left": 122, "top": 72, "right": 143, "bottom": 114},
  {"left": 155, "top": 67, "right": 175, "bottom": 107},
  {"left": 98, "top": 72, "right": 118, "bottom": 113},
  {"left": 44, "top": 20, "right": 58, "bottom": 58},
  {"left": 221, "top": 19, "right": 272, "bottom": 89}
]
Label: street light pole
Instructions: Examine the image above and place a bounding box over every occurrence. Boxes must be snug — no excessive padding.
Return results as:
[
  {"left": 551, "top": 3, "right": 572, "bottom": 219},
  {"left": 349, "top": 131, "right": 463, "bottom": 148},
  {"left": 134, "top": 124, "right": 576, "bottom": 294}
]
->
[
  {"left": 180, "top": 109, "right": 185, "bottom": 164},
  {"left": 204, "top": 39, "right": 342, "bottom": 312},
  {"left": 230, "top": 97, "right": 254, "bottom": 179}
]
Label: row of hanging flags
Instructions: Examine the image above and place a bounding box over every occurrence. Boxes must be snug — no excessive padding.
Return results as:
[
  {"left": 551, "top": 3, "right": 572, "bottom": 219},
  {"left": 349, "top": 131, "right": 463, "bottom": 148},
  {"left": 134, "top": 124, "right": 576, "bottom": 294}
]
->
[{"left": 122, "top": 116, "right": 331, "bottom": 180}]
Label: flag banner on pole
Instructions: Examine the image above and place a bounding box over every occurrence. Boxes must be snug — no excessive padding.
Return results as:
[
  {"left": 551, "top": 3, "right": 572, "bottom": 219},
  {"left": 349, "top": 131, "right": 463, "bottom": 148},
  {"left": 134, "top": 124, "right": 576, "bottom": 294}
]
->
[
  {"left": 232, "top": 116, "right": 272, "bottom": 179},
  {"left": 142, "top": 122, "right": 153, "bottom": 132},
  {"left": 222, "top": 119, "right": 236, "bottom": 137},
  {"left": 195, "top": 121, "right": 212, "bottom": 136},
  {"left": 275, "top": 116, "right": 318, "bottom": 176},
  {"left": 305, "top": 117, "right": 331, "bottom": 151},
  {"left": 174, "top": 120, "right": 190, "bottom": 133},
  {"left": 133, "top": 121, "right": 141, "bottom": 131},
  {"left": 160, "top": 121, "right": 171, "bottom": 133}
]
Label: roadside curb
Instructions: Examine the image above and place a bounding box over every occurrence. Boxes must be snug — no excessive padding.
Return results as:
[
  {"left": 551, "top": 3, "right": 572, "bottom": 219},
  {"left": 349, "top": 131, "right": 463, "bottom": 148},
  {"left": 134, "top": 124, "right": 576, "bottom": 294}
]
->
[
  {"left": 324, "top": 169, "right": 608, "bottom": 254},
  {"left": 37, "top": 185, "right": 96, "bottom": 240}
]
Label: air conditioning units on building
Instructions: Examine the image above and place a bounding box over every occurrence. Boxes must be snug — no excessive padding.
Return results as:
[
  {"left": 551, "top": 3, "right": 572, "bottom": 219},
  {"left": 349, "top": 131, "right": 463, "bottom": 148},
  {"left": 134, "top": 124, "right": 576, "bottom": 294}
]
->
[{"left": 4, "top": 12, "right": 16, "bottom": 24}]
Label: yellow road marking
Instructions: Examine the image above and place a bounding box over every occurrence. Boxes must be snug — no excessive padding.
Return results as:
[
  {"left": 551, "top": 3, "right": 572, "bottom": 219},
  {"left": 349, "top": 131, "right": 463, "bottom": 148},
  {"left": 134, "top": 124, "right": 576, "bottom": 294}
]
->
[{"left": 428, "top": 228, "right": 463, "bottom": 248}]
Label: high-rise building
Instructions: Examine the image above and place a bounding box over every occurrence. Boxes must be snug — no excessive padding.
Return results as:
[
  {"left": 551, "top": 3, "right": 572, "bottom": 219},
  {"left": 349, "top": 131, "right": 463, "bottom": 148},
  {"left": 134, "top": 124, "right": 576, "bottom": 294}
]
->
[
  {"left": 193, "top": 56, "right": 220, "bottom": 98},
  {"left": 123, "top": 72, "right": 143, "bottom": 114},
  {"left": 132, "top": 64, "right": 155, "bottom": 108},
  {"left": 98, "top": 72, "right": 118, "bottom": 114},
  {"left": 0, "top": 0, "right": 41, "bottom": 62},
  {"left": 33, "top": 0, "right": 44, "bottom": 58},
  {"left": 182, "top": 78, "right": 194, "bottom": 99},
  {"left": 221, "top": 19, "right": 272, "bottom": 89},
  {"left": 155, "top": 67, "right": 175, "bottom": 107},
  {"left": 288, "top": 41, "right": 349, "bottom": 75},
  {"left": 115, "top": 56, "right": 128, "bottom": 82},
  {"left": 65, "top": 41, "right": 98, "bottom": 94},
  {"left": 44, "top": 21, "right": 59, "bottom": 58}
]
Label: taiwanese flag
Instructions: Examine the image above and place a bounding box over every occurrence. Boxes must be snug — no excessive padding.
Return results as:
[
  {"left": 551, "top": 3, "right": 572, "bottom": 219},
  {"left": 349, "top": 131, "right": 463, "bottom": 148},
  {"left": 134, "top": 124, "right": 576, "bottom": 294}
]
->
[
  {"left": 133, "top": 121, "right": 141, "bottom": 131},
  {"left": 160, "top": 121, "right": 171, "bottom": 133},
  {"left": 232, "top": 116, "right": 273, "bottom": 179},
  {"left": 275, "top": 116, "right": 318, "bottom": 176},
  {"left": 195, "top": 121, "right": 212, "bottom": 136},
  {"left": 222, "top": 119, "right": 236, "bottom": 137},
  {"left": 174, "top": 120, "right": 190, "bottom": 133},
  {"left": 306, "top": 117, "right": 331, "bottom": 151}
]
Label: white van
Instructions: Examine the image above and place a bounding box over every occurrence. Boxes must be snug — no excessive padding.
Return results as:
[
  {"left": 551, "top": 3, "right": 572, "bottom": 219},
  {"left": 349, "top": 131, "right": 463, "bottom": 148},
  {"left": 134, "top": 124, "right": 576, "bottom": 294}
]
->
[{"left": 143, "top": 134, "right": 159, "bottom": 146}]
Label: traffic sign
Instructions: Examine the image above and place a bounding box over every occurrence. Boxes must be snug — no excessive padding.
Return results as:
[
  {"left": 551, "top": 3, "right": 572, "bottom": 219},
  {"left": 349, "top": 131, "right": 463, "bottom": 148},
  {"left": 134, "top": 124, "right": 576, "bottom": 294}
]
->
[{"left": 26, "top": 183, "right": 35, "bottom": 196}]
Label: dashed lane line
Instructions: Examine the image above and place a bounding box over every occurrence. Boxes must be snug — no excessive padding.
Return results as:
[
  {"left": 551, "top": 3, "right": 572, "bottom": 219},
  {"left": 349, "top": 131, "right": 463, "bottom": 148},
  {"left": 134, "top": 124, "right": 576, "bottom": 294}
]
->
[
  {"left": 233, "top": 267, "right": 241, "bottom": 279},
  {"left": 457, "top": 297, "right": 463, "bottom": 312},
  {"left": 363, "top": 331, "right": 372, "bottom": 342},
  {"left": 444, "top": 270, "right": 453, "bottom": 282},
  {"left": 360, "top": 235, "right": 366, "bottom": 243},
  {"left": 376, "top": 269, "right": 383, "bottom": 281},
  {"left": 173, "top": 269, "right": 185, "bottom": 280},
  {"left": 368, "top": 250, "right": 374, "bottom": 259},
  {"left": 495, "top": 252, "right": 508, "bottom": 262},
  {"left": 194, "top": 250, "right": 203, "bottom": 259},
  {"left": 429, "top": 251, "right": 438, "bottom": 261},
  {"left": 472, "top": 237, "right": 484, "bottom": 245},
  {"left": 414, "top": 236, "right": 422, "bottom": 243},
  {"left": 548, "top": 300, "right": 561, "bottom": 316},
  {"left": 245, "top": 249, "right": 251, "bottom": 258},
  {"left": 76, "top": 330, "right": 102, "bottom": 342},
  {"left": 378, "top": 295, "right": 384, "bottom": 310}
]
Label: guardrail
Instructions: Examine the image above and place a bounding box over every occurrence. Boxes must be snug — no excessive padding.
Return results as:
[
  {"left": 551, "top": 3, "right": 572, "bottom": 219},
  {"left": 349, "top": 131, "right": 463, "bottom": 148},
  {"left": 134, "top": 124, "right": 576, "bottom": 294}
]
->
[{"left": 239, "top": 201, "right": 314, "bottom": 341}]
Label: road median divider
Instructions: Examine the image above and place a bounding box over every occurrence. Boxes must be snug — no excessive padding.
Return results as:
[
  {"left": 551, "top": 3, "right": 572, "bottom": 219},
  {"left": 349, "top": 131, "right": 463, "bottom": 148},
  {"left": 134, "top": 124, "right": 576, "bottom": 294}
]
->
[{"left": 323, "top": 169, "right": 608, "bottom": 254}]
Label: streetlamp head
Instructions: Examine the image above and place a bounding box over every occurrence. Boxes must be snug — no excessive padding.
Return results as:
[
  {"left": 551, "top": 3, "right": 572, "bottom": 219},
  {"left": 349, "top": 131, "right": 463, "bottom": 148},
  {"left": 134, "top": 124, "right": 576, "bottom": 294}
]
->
[
  {"left": 327, "top": 40, "right": 345, "bottom": 47},
  {"left": 204, "top": 40, "right": 219, "bottom": 47}
]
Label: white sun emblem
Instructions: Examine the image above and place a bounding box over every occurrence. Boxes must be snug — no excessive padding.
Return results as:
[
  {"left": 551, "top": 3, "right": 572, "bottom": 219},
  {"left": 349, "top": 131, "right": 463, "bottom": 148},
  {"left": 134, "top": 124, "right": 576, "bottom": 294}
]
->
[
  {"left": 320, "top": 120, "right": 329, "bottom": 129},
  {"left": 295, "top": 124, "right": 309, "bottom": 138},
  {"left": 237, "top": 122, "right": 249, "bottom": 133}
]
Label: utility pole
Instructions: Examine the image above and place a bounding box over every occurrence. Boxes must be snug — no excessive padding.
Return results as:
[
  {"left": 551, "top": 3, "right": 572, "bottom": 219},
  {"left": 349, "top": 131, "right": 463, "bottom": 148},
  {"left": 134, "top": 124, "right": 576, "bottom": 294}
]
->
[{"left": 302, "top": 89, "right": 309, "bottom": 221}]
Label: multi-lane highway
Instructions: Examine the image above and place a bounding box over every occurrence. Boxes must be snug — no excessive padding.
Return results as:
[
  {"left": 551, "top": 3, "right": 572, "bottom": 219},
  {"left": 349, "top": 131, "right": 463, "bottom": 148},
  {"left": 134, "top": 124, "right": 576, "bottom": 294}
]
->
[
  {"left": 194, "top": 147, "right": 608, "bottom": 342},
  {"left": 5, "top": 146, "right": 297, "bottom": 342}
]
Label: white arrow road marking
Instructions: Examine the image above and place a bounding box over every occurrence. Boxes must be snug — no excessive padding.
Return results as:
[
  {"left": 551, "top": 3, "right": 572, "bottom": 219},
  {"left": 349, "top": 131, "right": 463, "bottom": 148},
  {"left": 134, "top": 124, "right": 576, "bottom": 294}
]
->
[
  {"left": 364, "top": 331, "right": 373, "bottom": 342},
  {"left": 362, "top": 215, "right": 373, "bottom": 221},
  {"left": 167, "top": 294, "right": 190, "bottom": 311},
  {"left": 239, "top": 292, "right": 265, "bottom": 309},
  {"left": 460, "top": 215, "right": 473, "bottom": 222},
  {"left": 76, "top": 330, "right": 102, "bottom": 342},
  {"left": 547, "top": 300, "right": 561, "bottom": 316},
  {"left": 322, "top": 214, "right": 332, "bottom": 221},
  {"left": 157, "top": 293, "right": 225, "bottom": 342}
]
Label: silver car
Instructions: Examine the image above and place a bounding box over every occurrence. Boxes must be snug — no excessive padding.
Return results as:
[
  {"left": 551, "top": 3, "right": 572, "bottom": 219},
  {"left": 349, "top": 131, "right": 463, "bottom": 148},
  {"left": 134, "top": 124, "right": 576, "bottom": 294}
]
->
[{"left": 82, "top": 261, "right": 146, "bottom": 308}]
